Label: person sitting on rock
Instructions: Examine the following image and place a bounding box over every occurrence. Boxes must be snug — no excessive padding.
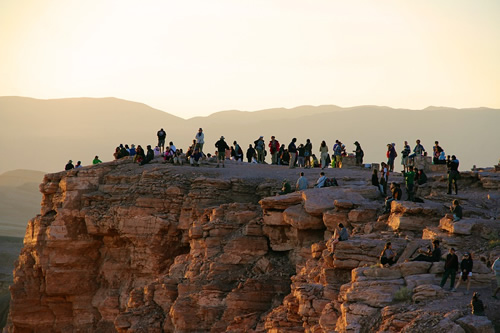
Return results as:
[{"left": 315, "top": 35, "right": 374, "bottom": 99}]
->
[
  {"left": 278, "top": 179, "right": 291, "bottom": 195},
  {"left": 440, "top": 247, "right": 459, "bottom": 291},
  {"left": 129, "top": 144, "right": 136, "bottom": 156},
  {"left": 75, "top": 161, "right": 82, "bottom": 168},
  {"left": 329, "top": 223, "right": 349, "bottom": 253},
  {"left": 246, "top": 144, "right": 256, "bottom": 163},
  {"left": 450, "top": 199, "right": 463, "bottom": 221},
  {"left": 190, "top": 148, "right": 202, "bottom": 167},
  {"left": 92, "top": 156, "right": 102, "bottom": 165},
  {"left": 315, "top": 172, "right": 327, "bottom": 188},
  {"left": 471, "top": 292, "right": 486, "bottom": 316},
  {"left": 411, "top": 239, "right": 441, "bottom": 262},
  {"left": 380, "top": 242, "right": 397, "bottom": 266},
  {"left": 134, "top": 145, "right": 145, "bottom": 164},
  {"left": 296, "top": 172, "right": 308, "bottom": 191},
  {"left": 433, "top": 141, "right": 444, "bottom": 165},
  {"left": 154, "top": 146, "right": 161, "bottom": 157},
  {"left": 455, "top": 252, "right": 473, "bottom": 294},
  {"left": 65, "top": 160, "right": 74, "bottom": 170},
  {"left": 383, "top": 183, "right": 402, "bottom": 213},
  {"left": 163, "top": 146, "right": 174, "bottom": 163},
  {"left": 140, "top": 145, "right": 154, "bottom": 166},
  {"left": 415, "top": 168, "right": 427, "bottom": 185}
]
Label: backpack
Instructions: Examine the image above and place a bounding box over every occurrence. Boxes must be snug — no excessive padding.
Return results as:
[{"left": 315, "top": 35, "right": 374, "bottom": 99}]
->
[{"left": 324, "top": 178, "right": 338, "bottom": 187}]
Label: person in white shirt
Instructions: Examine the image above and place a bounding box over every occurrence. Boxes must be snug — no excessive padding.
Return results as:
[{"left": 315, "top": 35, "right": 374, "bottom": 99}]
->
[
  {"left": 169, "top": 142, "right": 176, "bottom": 153},
  {"left": 195, "top": 128, "right": 205, "bottom": 153}
]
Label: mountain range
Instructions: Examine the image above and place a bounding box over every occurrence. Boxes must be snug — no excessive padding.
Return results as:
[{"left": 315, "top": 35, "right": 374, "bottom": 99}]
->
[{"left": 1, "top": 96, "right": 499, "bottom": 174}]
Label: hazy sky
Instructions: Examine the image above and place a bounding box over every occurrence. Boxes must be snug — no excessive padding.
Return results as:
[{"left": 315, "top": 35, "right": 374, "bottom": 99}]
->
[{"left": 1, "top": 0, "right": 499, "bottom": 118}]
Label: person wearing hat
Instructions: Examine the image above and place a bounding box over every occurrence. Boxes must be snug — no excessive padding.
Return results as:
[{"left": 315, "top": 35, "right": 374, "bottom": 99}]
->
[
  {"left": 353, "top": 141, "right": 364, "bottom": 166},
  {"left": 440, "top": 247, "right": 459, "bottom": 291},
  {"left": 65, "top": 160, "right": 74, "bottom": 170},
  {"left": 254, "top": 136, "right": 265, "bottom": 163},
  {"left": 269, "top": 136, "right": 280, "bottom": 165},
  {"left": 455, "top": 252, "right": 473, "bottom": 294},
  {"left": 215, "top": 136, "right": 229, "bottom": 168},
  {"left": 195, "top": 128, "right": 204, "bottom": 154},
  {"left": 93, "top": 156, "right": 102, "bottom": 165}
]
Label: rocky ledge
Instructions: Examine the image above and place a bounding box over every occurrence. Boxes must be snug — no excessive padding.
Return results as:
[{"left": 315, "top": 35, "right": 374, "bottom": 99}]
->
[{"left": 7, "top": 159, "right": 500, "bottom": 332}]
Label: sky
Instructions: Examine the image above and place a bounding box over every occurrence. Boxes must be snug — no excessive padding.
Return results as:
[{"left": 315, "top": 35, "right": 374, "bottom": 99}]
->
[{"left": 1, "top": 0, "right": 499, "bottom": 119}]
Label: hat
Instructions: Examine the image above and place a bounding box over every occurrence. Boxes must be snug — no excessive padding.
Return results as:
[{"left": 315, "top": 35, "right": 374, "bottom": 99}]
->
[
  {"left": 259, "top": 136, "right": 264, "bottom": 139},
  {"left": 464, "top": 252, "right": 470, "bottom": 256}
]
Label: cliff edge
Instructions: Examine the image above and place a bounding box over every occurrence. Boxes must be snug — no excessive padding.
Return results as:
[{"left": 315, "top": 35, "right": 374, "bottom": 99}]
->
[{"left": 7, "top": 158, "right": 500, "bottom": 332}]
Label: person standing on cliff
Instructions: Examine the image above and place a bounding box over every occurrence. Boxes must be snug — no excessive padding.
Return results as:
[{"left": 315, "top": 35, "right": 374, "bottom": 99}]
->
[
  {"left": 195, "top": 128, "right": 204, "bottom": 154},
  {"left": 65, "top": 160, "right": 74, "bottom": 170},
  {"left": 447, "top": 155, "right": 460, "bottom": 195},
  {"left": 246, "top": 144, "right": 256, "bottom": 163},
  {"left": 254, "top": 136, "right": 265, "bottom": 163},
  {"left": 319, "top": 141, "right": 329, "bottom": 170},
  {"left": 304, "top": 139, "right": 312, "bottom": 169},
  {"left": 269, "top": 136, "right": 280, "bottom": 165},
  {"left": 401, "top": 141, "right": 411, "bottom": 172},
  {"left": 387, "top": 143, "right": 397, "bottom": 172},
  {"left": 157, "top": 128, "right": 166, "bottom": 153},
  {"left": 288, "top": 138, "right": 298, "bottom": 169},
  {"left": 403, "top": 166, "right": 416, "bottom": 201},
  {"left": 440, "top": 247, "right": 459, "bottom": 291},
  {"left": 353, "top": 141, "right": 364, "bottom": 166},
  {"left": 215, "top": 136, "right": 229, "bottom": 168}
]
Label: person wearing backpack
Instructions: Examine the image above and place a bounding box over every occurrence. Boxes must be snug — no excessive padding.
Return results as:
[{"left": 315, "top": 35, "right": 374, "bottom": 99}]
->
[
  {"left": 233, "top": 141, "right": 243, "bottom": 162},
  {"left": 386, "top": 143, "right": 397, "bottom": 172},
  {"left": 333, "top": 140, "right": 342, "bottom": 168},
  {"left": 157, "top": 128, "right": 167, "bottom": 153},
  {"left": 315, "top": 172, "right": 327, "bottom": 188},
  {"left": 269, "top": 136, "right": 280, "bottom": 165},
  {"left": 246, "top": 144, "right": 256, "bottom": 163},
  {"left": 254, "top": 136, "right": 265, "bottom": 163}
]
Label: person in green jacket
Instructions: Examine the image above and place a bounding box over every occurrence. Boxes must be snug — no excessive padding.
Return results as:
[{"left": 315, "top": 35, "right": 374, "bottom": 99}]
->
[
  {"left": 92, "top": 156, "right": 102, "bottom": 165},
  {"left": 403, "top": 166, "right": 415, "bottom": 201}
]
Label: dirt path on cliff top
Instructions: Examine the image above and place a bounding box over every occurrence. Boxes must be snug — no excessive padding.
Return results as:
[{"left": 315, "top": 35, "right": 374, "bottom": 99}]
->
[{"left": 143, "top": 158, "right": 405, "bottom": 186}]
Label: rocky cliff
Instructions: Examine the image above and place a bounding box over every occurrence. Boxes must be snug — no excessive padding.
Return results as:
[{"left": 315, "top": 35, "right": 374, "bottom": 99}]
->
[{"left": 7, "top": 159, "right": 500, "bottom": 332}]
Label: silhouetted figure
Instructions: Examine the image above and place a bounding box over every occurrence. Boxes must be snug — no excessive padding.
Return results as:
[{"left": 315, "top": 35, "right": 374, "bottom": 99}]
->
[{"left": 65, "top": 160, "right": 74, "bottom": 170}]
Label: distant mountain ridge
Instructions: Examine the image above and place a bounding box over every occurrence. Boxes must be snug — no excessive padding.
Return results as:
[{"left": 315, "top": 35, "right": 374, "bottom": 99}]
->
[{"left": 1, "top": 96, "right": 499, "bottom": 174}]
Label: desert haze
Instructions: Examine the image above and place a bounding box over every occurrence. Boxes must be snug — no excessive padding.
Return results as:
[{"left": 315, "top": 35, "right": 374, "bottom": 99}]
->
[{"left": 1, "top": 96, "right": 499, "bottom": 174}]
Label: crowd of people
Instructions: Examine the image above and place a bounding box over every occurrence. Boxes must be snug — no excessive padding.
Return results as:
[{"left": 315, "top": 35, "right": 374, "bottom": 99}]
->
[{"left": 61, "top": 127, "right": 499, "bottom": 312}]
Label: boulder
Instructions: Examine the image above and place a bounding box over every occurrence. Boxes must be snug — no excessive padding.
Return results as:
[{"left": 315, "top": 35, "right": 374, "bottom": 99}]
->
[
  {"left": 262, "top": 210, "right": 287, "bottom": 226},
  {"left": 397, "top": 262, "right": 432, "bottom": 277},
  {"left": 340, "top": 279, "right": 404, "bottom": 307},
  {"left": 259, "top": 192, "right": 302, "bottom": 210},
  {"left": 283, "top": 204, "right": 324, "bottom": 230},
  {"left": 404, "top": 274, "right": 437, "bottom": 290},
  {"left": 456, "top": 315, "right": 495, "bottom": 333},
  {"left": 322, "top": 210, "right": 348, "bottom": 231},
  {"left": 412, "top": 284, "right": 445, "bottom": 302}
]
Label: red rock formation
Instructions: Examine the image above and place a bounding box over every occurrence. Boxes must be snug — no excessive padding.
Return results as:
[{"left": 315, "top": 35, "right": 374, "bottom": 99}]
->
[{"left": 7, "top": 160, "right": 499, "bottom": 332}]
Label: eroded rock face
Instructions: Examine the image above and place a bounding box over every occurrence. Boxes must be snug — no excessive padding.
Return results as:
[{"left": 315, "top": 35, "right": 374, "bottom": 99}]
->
[{"left": 8, "top": 161, "right": 499, "bottom": 332}]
